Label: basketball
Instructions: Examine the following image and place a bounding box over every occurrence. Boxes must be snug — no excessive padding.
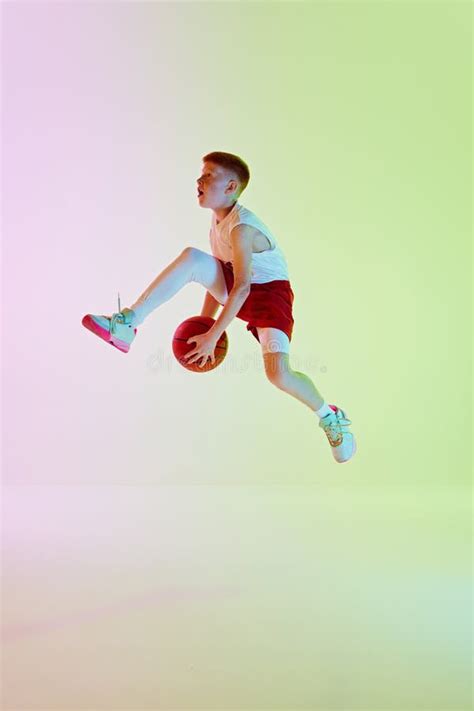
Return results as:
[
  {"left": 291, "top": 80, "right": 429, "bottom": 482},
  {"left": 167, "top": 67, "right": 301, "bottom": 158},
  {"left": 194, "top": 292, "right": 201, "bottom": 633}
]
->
[{"left": 172, "top": 316, "right": 229, "bottom": 372}]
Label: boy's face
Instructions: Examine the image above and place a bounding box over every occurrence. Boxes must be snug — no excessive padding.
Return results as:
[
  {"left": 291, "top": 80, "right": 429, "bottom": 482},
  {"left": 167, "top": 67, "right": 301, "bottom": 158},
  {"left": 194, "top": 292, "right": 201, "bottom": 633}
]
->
[{"left": 196, "top": 162, "right": 238, "bottom": 207}]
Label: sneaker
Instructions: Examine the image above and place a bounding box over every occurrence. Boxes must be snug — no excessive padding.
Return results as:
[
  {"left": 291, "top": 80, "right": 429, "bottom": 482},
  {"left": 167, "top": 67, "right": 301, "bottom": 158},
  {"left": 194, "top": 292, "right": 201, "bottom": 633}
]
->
[
  {"left": 82, "top": 306, "right": 137, "bottom": 354},
  {"left": 319, "top": 404, "right": 356, "bottom": 463}
]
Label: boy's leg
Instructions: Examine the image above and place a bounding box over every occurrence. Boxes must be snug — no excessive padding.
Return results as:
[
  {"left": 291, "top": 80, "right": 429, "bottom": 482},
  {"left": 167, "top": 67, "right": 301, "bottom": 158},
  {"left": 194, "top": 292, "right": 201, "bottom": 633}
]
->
[
  {"left": 257, "top": 327, "right": 356, "bottom": 462},
  {"left": 129, "top": 247, "right": 228, "bottom": 326},
  {"left": 82, "top": 248, "right": 228, "bottom": 353},
  {"left": 257, "top": 327, "right": 326, "bottom": 412}
]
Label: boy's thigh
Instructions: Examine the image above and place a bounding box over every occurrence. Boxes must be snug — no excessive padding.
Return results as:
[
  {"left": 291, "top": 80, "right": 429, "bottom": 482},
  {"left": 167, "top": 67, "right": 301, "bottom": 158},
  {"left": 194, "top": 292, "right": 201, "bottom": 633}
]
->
[
  {"left": 190, "top": 248, "right": 229, "bottom": 305},
  {"left": 256, "top": 326, "right": 290, "bottom": 355}
]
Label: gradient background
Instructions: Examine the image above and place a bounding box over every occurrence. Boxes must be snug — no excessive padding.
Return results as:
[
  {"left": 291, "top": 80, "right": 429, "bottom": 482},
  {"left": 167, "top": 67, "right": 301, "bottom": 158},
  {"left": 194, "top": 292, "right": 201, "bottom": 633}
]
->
[{"left": 1, "top": 1, "right": 471, "bottom": 709}]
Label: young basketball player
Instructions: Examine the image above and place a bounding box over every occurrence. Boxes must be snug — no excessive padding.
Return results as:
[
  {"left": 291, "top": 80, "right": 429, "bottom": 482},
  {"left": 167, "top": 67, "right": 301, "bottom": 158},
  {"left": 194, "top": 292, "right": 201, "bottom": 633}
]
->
[{"left": 82, "top": 151, "right": 356, "bottom": 462}]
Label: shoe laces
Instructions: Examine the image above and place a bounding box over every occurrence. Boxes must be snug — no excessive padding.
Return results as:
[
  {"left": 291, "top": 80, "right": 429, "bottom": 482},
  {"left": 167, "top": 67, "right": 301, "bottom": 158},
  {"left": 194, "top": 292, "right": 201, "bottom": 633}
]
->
[
  {"left": 109, "top": 294, "right": 132, "bottom": 335},
  {"left": 319, "top": 410, "right": 352, "bottom": 447},
  {"left": 110, "top": 311, "right": 125, "bottom": 335}
]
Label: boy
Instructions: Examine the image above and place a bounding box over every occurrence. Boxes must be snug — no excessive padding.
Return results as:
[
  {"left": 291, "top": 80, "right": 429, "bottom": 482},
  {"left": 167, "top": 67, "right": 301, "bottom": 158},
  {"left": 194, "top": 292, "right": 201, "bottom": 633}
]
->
[{"left": 82, "top": 151, "right": 356, "bottom": 463}]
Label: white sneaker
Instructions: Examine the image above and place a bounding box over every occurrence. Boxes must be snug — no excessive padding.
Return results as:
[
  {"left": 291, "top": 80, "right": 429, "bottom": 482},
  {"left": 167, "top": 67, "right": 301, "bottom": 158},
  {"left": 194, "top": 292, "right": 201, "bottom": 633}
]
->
[{"left": 319, "top": 404, "right": 356, "bottom": 463}]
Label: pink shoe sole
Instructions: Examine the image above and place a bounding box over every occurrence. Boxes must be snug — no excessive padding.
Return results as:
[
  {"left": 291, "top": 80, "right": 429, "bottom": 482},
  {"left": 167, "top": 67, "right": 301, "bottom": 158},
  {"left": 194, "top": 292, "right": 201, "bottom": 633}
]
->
[{"left": 82, "top": 314, "right": 137, "bottom": 354}]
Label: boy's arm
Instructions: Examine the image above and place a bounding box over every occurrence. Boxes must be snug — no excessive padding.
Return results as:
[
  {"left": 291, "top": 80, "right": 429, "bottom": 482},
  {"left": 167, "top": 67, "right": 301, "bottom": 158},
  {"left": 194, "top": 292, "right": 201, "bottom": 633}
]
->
[
  {"left": 207, "top": 225, "right": 254, "bottom": 341},
  {"left": 201, "top": 291, "right": 221, "bottom": 319},
  {"left": 207, "top": 285, "right": 251, "bottom": 341}
]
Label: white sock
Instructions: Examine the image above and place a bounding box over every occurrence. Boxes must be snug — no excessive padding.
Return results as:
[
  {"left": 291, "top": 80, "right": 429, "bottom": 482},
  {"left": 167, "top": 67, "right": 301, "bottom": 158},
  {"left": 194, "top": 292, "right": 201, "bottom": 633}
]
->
[{"left": 314, "top": 401, "right": 334, "bottom": 420}]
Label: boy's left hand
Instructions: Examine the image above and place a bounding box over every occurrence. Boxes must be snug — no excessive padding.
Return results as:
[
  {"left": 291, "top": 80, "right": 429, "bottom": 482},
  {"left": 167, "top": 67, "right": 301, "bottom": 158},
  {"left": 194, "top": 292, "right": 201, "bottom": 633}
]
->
[{"left": 185, "top": 331, "right": 219, "bottom": 367}]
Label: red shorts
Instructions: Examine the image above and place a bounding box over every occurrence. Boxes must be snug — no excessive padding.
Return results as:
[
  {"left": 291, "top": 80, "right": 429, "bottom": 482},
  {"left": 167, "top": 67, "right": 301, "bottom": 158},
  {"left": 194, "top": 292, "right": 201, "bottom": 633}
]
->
[{"left": 217, "top": 259, "right": 295, "bottom": 344}]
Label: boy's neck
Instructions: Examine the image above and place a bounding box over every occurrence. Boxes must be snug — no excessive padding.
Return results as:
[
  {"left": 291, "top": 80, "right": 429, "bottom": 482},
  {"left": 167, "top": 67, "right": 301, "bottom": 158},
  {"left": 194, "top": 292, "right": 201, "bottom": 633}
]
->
[{"left": 214, "top": 200, "right": 238, "bottom": 225}]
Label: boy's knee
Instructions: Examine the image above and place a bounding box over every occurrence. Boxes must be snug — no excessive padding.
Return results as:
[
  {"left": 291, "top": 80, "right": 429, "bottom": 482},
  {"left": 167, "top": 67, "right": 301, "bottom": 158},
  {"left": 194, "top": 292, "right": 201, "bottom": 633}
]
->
[
  {"left": 264, "top": 355, "right": 291, "bottom": 389},
  {"left": 181, "top": 246, "right": 197, "bottom": 259},
  {"left": 181, "top": 246, "right": 208, "bottom": 268},
  {"left": 266, "top": 371, "right": 289, "bottom": 389}
]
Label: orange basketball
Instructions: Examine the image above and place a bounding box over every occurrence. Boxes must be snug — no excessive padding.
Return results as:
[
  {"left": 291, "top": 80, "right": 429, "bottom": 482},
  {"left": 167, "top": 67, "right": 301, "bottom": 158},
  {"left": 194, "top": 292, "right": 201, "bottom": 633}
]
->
[{"left": 172, "top": 316, "right": 229, "bottom": 372}]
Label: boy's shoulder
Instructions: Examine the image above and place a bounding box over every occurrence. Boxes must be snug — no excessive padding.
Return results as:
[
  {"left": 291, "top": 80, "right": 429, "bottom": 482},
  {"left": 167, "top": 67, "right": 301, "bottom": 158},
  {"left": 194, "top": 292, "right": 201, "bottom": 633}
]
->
[{"left": 233, "top": 202, "right": 262, "bottom": 225}]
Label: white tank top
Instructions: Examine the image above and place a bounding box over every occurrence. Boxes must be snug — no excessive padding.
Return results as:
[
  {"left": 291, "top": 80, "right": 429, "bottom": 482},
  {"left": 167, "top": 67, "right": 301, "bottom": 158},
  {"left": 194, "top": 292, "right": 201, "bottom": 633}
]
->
[{"left": 209, "top": 201, "right": 290, "bottom": 283}]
